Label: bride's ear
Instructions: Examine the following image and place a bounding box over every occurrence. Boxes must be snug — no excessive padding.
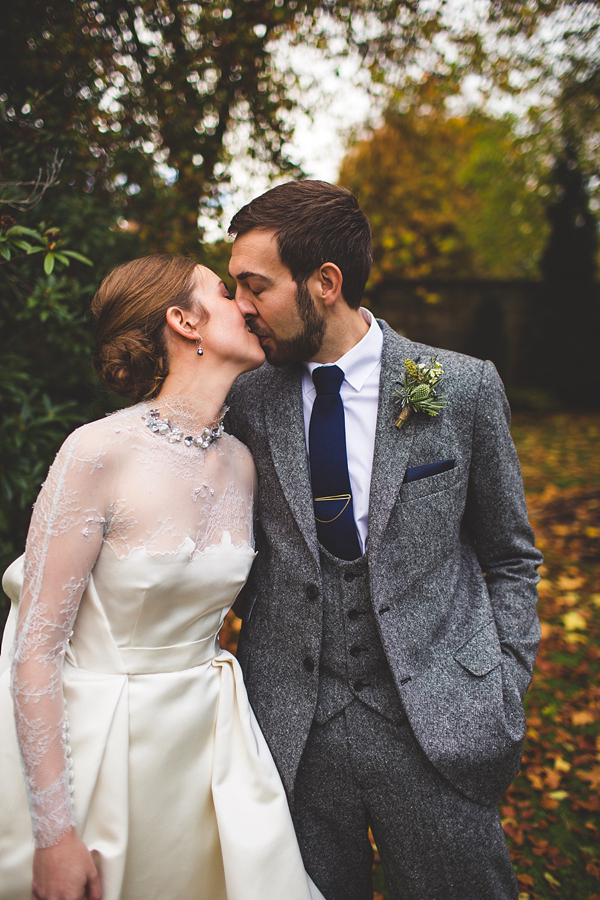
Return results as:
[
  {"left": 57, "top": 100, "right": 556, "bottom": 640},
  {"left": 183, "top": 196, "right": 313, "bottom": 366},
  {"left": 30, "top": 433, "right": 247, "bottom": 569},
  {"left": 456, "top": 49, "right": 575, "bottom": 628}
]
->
[{"left": 165, "top": 306, "right": 201, "bottom": 342}]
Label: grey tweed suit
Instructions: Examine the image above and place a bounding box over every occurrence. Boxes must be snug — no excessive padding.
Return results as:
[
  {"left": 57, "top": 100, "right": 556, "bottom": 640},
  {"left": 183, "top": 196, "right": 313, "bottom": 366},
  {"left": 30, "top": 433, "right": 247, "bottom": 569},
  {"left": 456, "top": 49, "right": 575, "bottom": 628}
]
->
[{"left": 227, "top": 321, "right": 541, "bottom": 900}]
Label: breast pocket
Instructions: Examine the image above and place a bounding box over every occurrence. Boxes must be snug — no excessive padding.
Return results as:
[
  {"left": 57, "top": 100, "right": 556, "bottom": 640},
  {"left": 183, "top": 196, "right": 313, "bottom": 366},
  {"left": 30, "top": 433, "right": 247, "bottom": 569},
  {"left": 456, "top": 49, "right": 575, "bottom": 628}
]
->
[{"left": 399, "top": 463, "right": 459, "bottom": 503}]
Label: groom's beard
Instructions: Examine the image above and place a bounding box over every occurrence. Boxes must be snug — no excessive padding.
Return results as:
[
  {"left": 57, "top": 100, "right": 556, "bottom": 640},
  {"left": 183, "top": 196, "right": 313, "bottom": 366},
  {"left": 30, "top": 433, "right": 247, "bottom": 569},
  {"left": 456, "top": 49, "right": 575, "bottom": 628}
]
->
[{"left": 252, "top": 281, "right": 326, "bottom": 367}]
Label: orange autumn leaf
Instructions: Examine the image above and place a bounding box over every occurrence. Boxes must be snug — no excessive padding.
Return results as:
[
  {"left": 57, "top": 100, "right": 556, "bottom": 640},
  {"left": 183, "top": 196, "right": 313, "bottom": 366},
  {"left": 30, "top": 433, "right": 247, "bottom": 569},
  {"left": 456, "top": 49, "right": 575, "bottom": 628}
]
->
[
  {"left": 557, "top": 574, "right": 585, "bottom": 590},
  {"left": 575, "top": 767, "right": 600, "bottom": 791},
  {"left": 572, "top": 710, "right": 595, "bottom": 725}
]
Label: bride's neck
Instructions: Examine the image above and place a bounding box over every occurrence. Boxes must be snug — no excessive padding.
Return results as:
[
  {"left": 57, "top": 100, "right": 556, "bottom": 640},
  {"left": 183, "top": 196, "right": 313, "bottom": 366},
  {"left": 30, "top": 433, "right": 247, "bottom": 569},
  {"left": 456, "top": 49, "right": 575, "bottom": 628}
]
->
[{"left": 153, "top": 365, "right": 234, "bottom": 429}]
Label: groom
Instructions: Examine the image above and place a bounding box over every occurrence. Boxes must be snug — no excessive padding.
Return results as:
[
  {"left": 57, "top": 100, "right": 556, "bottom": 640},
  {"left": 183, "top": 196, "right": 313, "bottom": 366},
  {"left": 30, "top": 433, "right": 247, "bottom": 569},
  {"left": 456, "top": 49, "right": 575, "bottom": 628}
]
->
[{"left": 226, "top": 181, "right": 541, "bottom": 900}]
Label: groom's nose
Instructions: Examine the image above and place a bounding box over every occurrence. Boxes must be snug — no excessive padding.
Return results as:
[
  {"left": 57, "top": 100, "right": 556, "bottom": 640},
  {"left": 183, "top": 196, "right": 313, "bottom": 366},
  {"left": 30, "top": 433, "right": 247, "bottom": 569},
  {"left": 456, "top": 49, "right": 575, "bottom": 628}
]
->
[{"left": 234, "top": 291, "right": 258, "bottom": 318}]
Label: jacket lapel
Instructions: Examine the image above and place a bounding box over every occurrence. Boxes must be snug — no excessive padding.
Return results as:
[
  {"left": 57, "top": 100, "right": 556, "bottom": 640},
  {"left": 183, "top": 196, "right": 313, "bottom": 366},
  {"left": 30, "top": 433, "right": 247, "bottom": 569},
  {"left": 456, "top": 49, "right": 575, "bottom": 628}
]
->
[
  {"left": 367, "top": 323, "right": 417, "bottom": 565},
  {"left": 263, "top": 364, "right": 320, "bottom": 564}
]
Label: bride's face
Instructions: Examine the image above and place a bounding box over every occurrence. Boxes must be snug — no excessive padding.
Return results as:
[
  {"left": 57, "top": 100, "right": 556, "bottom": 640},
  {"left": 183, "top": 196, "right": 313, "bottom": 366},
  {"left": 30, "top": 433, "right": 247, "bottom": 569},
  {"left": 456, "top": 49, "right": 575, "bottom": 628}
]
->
[{"left": 190, "top": 265, "right": 265, "bottom": 373}]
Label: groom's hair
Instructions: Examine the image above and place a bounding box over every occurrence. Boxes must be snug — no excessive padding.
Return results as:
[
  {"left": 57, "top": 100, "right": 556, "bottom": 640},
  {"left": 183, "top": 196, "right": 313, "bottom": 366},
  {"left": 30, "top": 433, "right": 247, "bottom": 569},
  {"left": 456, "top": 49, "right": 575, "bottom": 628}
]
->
[{"left": 228, "top": 181, "right": 372, "bottom": 309}]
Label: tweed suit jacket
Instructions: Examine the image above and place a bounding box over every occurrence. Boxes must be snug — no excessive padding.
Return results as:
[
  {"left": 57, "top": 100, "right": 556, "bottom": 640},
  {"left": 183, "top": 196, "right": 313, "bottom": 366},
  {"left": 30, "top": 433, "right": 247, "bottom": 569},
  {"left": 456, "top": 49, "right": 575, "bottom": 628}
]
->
[{"left": 227, "top": 321, "right": 542, "bottom": 808}]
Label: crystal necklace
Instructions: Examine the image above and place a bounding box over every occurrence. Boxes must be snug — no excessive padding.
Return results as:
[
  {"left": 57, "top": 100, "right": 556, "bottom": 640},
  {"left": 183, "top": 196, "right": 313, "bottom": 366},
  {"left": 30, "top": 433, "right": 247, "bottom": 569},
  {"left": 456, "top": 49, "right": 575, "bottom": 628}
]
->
[{"left": 142, "top": 407, "right": 227, "bottom": 449}]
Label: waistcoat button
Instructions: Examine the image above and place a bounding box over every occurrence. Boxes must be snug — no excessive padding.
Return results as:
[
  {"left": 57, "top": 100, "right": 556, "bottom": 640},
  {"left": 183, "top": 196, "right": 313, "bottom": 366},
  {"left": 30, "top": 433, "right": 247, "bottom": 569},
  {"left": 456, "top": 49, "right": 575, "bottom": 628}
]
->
[
  {"left": 344, "top": 572, "right": 356, "bottom": 582},
  {"left": 347, "top": 609, "right": 359, "bottom": 620},
  {"left": 353, "top": 678, "right": 368, "bottom": 691},
  {"left": 303, "top": 657, "right": 315, "bottom": 673},
  {"left": 349, "top": 645, "right": 363, "bottom": 657},
  {"left": 305, "top": 584, "right": 318, "bottom": 600}
]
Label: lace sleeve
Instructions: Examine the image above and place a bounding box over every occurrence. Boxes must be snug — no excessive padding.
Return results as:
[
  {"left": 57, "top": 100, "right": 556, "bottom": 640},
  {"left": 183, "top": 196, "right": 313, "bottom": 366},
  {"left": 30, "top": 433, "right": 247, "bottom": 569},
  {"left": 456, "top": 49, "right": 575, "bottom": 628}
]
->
[{"left": 10, "top": 427, "right": 112, "bottom": 848}]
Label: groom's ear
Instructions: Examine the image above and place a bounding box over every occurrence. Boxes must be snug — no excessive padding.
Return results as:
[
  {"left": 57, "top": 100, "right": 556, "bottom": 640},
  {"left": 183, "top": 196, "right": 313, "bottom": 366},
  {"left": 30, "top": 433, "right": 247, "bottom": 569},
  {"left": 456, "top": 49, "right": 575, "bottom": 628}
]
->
[{"left": 312, "top": 262, "right": 343, "bottom": 308}]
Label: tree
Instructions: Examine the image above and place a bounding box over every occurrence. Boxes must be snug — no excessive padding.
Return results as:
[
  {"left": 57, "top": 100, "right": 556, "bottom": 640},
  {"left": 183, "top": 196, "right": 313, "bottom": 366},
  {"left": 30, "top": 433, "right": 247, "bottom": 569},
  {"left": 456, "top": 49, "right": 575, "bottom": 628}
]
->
[
  {"left": 0, "top": 183, "right": 101, "bottom": 613},
  {"left": 532, "top": 144, "right": 599, "bottom": 406},
  {"left": 0, "top": 0, "right": 446, "bottom": 249},
  {"left": 338, "top": 77, "right": 549, "bottom": 283},
  {"left": 452, "top": 1, "right": 600, "bottom": 208}
]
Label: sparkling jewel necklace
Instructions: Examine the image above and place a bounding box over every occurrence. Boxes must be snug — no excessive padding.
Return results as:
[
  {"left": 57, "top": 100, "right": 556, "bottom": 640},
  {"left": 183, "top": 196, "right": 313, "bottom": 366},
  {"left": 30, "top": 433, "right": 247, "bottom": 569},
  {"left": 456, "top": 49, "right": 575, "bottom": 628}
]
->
[{"left": 142, "top": 407, "right": 226, "bottom": 449}]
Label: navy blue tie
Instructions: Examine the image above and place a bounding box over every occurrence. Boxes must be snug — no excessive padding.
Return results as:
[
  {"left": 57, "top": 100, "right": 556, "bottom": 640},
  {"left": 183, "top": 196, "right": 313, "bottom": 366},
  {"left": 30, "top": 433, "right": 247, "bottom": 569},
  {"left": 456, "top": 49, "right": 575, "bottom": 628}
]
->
[{"left": 309, "top": 365, "right": 361, "bottom": 561}]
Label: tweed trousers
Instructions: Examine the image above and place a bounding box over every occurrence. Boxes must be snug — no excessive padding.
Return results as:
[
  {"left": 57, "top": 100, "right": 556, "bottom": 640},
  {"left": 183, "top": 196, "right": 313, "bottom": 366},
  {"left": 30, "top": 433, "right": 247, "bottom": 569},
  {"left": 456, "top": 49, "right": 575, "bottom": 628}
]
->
[{"left": 292, "top": 701, "right": 518, "bottom": 900}]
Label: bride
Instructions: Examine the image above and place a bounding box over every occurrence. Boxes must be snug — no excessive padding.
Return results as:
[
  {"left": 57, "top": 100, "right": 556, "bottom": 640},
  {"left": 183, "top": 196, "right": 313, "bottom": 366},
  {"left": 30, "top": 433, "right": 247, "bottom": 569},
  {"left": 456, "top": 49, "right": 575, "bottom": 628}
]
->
[{"left": 0, "top": 255, "right": 324, "bottom": 900}]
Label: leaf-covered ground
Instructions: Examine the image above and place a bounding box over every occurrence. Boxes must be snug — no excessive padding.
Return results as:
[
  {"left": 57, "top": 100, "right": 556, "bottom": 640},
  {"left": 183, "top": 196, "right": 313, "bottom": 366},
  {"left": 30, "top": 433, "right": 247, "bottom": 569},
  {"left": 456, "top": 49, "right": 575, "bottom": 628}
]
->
[
  {"left": 500, "top": 415, "right": 600, "bottom": 900},
  {"left": 221, "top": 414, "right": 600, "bottom": 900}
]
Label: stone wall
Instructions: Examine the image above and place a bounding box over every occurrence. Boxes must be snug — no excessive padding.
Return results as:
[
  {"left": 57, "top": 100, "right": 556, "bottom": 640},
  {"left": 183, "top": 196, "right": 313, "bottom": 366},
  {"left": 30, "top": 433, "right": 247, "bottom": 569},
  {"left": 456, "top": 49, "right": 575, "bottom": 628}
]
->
[{"left": 367, "top": 277, "right": 541, "bottom": 386}]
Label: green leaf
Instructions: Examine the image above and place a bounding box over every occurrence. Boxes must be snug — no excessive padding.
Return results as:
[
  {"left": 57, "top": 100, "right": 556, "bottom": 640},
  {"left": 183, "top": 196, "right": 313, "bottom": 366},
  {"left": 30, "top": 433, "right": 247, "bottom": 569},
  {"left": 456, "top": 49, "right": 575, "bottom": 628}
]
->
[
  {"left": 5, "top": 226, "right": 45, "bottom": 241},
  {"left": 44, "top": 252, "right": 55, "bottom": 275},
  {"left": 61, "top": 250, "right": 93, "bottom": 266},
  {"left": 0, "top": 244, "right": 11, "bottom": 260},
  {"left": 12, "top": 240, "right": 33, "bottom": 251},
  {"left": 53, "top": 253, "right": 70, "bottom": 265}
]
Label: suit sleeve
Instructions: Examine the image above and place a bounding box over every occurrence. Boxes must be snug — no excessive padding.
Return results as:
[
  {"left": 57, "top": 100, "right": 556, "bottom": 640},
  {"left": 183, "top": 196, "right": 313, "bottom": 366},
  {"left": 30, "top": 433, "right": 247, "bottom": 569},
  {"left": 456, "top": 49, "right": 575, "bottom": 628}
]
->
[{"left": 465, "top": 360, "right": 542, "bottom": 699}]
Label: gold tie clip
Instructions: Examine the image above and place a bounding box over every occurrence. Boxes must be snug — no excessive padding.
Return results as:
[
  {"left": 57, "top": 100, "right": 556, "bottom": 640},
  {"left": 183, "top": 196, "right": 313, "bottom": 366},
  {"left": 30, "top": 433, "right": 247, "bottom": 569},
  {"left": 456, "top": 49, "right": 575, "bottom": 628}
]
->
[{"left": 314, "top": 493, "right": 352, "bottom": 524}]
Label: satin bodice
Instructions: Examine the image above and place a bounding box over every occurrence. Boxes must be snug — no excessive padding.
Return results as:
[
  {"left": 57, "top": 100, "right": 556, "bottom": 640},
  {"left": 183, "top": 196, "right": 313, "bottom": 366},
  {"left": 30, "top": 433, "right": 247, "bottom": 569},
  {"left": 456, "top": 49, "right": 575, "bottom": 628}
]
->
[{"left": 68, "top": 537, "right": 255, "bottom": 676}]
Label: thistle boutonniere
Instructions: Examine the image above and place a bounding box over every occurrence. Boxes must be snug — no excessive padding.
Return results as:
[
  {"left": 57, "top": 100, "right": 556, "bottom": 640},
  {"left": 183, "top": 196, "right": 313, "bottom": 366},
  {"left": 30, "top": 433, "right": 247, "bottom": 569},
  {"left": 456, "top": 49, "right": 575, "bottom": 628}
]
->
[{"left": 393, "top": 356, "right": 447, "bottom": 428}]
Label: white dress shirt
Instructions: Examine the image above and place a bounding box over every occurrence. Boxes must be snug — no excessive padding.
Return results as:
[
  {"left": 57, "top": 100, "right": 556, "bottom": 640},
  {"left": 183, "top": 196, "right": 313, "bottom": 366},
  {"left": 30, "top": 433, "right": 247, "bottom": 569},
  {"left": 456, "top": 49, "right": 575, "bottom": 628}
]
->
[{"left": 302, "top": 310, "right": 383, "bottom": 554}]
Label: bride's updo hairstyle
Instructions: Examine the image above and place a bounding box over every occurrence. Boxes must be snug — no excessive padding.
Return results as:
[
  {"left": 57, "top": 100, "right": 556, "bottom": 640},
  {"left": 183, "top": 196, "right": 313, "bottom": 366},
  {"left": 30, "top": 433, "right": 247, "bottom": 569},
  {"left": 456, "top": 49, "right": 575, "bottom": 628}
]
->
[{"left": 92, "top": 254, "right": 202, "bottom": 399}]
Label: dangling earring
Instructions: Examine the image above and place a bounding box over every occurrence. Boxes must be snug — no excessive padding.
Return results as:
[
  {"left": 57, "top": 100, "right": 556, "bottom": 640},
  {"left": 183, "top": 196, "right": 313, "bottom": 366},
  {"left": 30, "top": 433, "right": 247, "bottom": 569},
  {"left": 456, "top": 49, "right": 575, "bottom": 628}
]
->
[{"left": 196, "top": 337, "right": 203, "bottom": 356}]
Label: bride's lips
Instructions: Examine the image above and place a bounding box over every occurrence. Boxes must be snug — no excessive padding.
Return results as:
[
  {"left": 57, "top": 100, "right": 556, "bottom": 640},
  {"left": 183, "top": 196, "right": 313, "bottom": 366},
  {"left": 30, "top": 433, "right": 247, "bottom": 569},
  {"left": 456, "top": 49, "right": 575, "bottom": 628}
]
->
[{"left": 249, "top": 328, "right": 272, "bottom": 346}]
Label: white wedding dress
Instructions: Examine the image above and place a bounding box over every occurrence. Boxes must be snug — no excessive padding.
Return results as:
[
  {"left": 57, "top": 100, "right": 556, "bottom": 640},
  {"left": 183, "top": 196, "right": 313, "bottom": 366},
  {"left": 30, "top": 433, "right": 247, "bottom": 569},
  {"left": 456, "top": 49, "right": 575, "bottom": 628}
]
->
[{"left": 0, "top": 402, "right": 323, "bottom": 900}]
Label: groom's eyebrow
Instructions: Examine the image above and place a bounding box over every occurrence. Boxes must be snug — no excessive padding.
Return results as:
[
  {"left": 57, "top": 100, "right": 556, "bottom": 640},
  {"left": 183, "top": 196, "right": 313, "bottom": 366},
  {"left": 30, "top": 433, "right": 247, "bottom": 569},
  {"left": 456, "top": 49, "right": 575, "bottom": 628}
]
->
[{"left": 230, "top": 269, "right": 270, "bottom": 284}]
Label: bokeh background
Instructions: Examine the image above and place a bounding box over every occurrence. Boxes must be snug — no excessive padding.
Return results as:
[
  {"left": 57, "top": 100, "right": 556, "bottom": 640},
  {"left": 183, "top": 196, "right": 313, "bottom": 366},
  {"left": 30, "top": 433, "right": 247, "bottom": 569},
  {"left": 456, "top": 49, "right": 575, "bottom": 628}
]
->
[{"left": 1, "top": 3, "right": 599, "bottom": 898}]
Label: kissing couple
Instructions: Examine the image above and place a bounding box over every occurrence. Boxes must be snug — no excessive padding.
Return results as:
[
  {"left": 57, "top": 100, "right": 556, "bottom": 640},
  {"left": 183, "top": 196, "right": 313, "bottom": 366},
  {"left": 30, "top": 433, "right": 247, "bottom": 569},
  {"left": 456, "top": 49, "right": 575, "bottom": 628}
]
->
[{"left": 0, "top": 181, "right": 541, "bottom": 900}]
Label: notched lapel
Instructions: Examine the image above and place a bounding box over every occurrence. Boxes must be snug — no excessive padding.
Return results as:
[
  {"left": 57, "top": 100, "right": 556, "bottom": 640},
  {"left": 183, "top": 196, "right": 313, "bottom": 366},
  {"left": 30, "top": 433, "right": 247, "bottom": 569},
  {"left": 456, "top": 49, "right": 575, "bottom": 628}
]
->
[
  {"left": 368, "top": 324, "right": 417, "bottom": 564},
  {"left": 263, "top": 365, "right": 320, "bottom": 563}
]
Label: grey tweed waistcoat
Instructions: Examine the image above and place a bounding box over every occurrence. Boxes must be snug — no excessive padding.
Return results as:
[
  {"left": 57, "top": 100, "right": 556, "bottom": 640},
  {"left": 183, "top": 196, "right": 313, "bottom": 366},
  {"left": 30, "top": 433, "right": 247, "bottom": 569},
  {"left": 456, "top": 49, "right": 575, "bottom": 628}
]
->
[{"left": 315, "top": 548, "right": 406, "bottom": 726}]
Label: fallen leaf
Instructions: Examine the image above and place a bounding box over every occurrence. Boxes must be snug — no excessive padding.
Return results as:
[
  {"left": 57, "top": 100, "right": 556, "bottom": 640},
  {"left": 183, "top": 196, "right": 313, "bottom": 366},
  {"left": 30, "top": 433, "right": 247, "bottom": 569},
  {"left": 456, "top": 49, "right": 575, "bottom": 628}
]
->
[
  {"left": 517, "top": 873, "right": 535, "bottom": 887},
  {"left": 565, "top": 632, "right": 587, "bottom": 644},
  {"left": 562, "top": 610, "right": 587, "bottom": 631},
  {"left": 572, "top": 710, "right": 595, "bottom": 725},
  {"left": 557, "top": 574, "right": 584, "bottom": 589},
  {"left": 543, "top": 871, "right": 561, "bottom": 887},
  {"left": 575, "top": 767, "right": 600, "bottom": 791}
]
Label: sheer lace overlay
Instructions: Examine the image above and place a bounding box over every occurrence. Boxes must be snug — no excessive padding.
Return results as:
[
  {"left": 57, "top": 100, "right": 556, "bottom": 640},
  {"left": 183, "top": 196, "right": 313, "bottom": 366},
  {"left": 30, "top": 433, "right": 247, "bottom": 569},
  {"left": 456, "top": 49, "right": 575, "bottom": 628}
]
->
[{"left": 10, "top": 402, "right": 256, "bottom": 848}]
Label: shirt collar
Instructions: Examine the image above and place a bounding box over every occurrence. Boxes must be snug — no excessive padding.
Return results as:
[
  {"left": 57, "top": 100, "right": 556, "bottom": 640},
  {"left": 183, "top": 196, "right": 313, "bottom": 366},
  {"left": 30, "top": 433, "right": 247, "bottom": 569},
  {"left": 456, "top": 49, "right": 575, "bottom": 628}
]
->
[{"left": 304, "top": 309, "right": 383, "bottom": 392}]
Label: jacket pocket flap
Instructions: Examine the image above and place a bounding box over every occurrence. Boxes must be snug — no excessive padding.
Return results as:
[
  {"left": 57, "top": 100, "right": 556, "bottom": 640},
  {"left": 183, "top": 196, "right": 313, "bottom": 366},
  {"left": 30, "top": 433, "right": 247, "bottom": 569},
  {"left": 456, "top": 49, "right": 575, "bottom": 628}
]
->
[{"left": 453, "top": 621, "right": 501, "bottom": 676}]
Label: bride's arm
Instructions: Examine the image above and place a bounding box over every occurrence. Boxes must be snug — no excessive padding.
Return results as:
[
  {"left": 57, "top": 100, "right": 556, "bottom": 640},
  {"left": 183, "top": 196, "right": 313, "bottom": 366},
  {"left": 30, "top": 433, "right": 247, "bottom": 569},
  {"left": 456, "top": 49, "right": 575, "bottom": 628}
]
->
[{"left": 10, "top": 427, "right": 112, "bottom": 896}]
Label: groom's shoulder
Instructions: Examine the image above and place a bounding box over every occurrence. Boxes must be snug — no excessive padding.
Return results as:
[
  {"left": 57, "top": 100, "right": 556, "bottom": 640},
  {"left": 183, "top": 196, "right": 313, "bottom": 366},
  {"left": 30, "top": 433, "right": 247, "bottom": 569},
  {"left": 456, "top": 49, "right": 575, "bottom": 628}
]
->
[
  {"left": 380, "top": 319, "right": 487, "bottom": 377},
  {"left": 227, "top": 362, "right": 298, "bottom": 433},
  {"left": 378, "top": 319, "right": 501, "bottom": 406},
  {"left": 229, "top": 361, "right": 295, "bottom": 403}
]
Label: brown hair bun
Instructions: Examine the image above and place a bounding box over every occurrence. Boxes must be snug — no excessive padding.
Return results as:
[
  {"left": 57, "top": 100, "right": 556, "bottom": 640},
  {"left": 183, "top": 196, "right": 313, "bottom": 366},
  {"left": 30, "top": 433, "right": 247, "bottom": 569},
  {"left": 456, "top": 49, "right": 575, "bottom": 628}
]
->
[{"left": 91, "top": 254, "right": 199, "bottom": 399}]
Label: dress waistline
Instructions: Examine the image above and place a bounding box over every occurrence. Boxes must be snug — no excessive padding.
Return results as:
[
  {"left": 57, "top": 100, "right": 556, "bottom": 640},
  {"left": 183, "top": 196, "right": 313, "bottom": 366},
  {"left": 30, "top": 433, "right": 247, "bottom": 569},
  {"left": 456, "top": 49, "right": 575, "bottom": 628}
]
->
[{"left": 68, "top": 631, "right": 222, "bottom": 675}]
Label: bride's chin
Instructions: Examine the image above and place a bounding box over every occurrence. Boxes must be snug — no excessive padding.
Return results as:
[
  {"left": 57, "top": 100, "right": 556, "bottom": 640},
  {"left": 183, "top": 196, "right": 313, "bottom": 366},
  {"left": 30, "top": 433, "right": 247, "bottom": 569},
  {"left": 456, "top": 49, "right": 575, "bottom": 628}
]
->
[{"left": 235, "top": 350, "right": 265, "bottom": 376}]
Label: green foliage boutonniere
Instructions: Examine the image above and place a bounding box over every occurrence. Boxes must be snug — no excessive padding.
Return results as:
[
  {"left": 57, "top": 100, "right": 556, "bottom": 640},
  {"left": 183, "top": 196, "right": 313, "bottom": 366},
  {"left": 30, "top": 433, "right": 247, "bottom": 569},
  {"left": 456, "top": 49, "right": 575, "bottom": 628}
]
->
[{"left": 393, "top": 357, "right": 447, "bottom": 429}]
